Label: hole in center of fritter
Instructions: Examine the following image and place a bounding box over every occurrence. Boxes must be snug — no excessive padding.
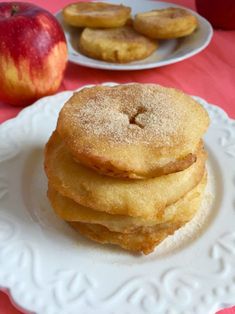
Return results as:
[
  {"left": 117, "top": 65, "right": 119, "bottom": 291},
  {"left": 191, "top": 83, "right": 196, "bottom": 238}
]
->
[{"left": 128, "top": 107, "right": 147, "bottom": 129}]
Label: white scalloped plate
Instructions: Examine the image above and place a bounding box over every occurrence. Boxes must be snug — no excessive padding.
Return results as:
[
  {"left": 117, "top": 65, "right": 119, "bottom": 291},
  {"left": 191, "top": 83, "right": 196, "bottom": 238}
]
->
[
  {"left": 55, "top": 0, "right": 213, "bottom": 70},
  {"left": 0, "top": 83, "right": 234, "bottom": 314}
]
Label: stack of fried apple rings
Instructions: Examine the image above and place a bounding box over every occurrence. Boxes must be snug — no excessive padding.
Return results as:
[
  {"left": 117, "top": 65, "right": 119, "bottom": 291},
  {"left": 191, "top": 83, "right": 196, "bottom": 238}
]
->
[
  {"left": 44, "top": 84, "right": 210, "bottom": 254},
  {"left": 62, "top": 2, "right": 198, "bottom": 63}
]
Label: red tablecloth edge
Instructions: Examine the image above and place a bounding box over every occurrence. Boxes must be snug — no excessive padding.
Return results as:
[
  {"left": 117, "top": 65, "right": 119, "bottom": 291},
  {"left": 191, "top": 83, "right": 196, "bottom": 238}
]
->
[
  {"left": 0, "top": 289, "right": 31, "bottom": 314},
  {"left": 217, "top": 307, "right": 235, "bottom": 314}
]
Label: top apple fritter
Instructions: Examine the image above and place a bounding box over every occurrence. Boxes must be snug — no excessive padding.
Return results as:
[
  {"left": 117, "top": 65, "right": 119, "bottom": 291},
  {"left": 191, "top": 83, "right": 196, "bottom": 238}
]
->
[
  {"left": 56, "top": 84, "right": 210, "bottom": 179},
  {"left": 62, "top": 2, "right": 131, "bottom": 28}
]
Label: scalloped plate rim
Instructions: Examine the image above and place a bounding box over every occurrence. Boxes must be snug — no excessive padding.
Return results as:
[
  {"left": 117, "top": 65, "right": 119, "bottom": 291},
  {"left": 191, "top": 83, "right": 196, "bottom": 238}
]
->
[{"left": 0, "top": 83, "right": 234, "bottom": 314}]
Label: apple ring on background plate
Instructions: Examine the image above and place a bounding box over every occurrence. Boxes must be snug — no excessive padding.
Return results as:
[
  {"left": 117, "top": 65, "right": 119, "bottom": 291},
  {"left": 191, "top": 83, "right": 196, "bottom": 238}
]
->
[
  {"left": 79, "top": 26, "right": 158, "bottom": 63},
  {"left": 62, "top": 2, "right": 131, "bottom": 28},
  {"left": 133, "top": 7, "right": 198, "bottom": 39}
]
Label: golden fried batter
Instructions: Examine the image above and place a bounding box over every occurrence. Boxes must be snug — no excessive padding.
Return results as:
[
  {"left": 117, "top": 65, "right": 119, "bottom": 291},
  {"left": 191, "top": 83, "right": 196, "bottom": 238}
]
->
[
  {"left": 79, "top": 26, "right": 157, "bottom": 63},
  {"left": 48, "top": 172, "right": 207, "bottom": 233},
  {"left": 69, "top": 221, "right": 187, "bottom": 254},
  {"left": 62, "top": 2, "right": 131, "bottom": 28},
  {"left": 44, "top": 131, "right": 206, "bottom": 219},
  {"left": 133, "top": 7, "right": 198, "bottom": 39},
  {"left": 57, "top": 84, "right": 209, "bottom": 179}
]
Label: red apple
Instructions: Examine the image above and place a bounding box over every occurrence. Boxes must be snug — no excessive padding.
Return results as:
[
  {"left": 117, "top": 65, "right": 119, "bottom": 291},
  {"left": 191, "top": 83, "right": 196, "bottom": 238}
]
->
[
  {"left": 0, "top": 2, "right": 68, "bottom": 106},
  {"left": 196, "top": 0, "right": 235, "bottom": 30}
]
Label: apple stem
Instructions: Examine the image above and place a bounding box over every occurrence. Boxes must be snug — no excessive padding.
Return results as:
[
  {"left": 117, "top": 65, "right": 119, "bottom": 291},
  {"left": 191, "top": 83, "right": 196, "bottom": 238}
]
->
[{"left": 11, "top": 5, "right": 19, "bottom": 16}]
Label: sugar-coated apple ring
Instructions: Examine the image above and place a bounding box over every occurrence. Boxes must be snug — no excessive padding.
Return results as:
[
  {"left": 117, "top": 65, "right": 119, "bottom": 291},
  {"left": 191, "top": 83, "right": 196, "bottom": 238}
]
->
[
  {"left": 56, "top": 84, "right": 209, "bottom": 179},
  {"left": 62, "top": 2, "right": 131, "bottom": 28},
  {"left": 133, "top": 7, "right": 198, "bottom": 39}
]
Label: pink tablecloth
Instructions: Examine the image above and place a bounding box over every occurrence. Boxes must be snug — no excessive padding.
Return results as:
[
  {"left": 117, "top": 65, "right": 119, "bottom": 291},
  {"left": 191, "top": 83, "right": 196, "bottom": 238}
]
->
[{"left": 0, "top": 0, "right": 235, "bottom": 313}]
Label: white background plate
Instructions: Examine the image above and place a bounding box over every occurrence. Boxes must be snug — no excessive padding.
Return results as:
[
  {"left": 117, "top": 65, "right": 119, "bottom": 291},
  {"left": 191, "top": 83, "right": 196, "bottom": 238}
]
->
[
  {"left": 56, "top": 0, "right": 213, "bottom": 70},
  {"left": 0, "top": 83, "right": 234, "bottom": 314}
]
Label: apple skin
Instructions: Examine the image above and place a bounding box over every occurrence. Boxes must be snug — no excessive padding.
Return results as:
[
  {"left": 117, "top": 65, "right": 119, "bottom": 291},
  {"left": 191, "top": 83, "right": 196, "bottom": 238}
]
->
[
  {"left": 0, "top": 2, "right": 68, "bottom": 106},
  {"left": 196, "top": 0, "right": 235, "bottom": 30}
]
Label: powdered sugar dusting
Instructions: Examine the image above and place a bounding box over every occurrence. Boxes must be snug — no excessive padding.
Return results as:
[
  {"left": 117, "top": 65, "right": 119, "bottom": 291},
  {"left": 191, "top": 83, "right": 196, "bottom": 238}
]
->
[{"left": 68, "top": 84, "right": 189, "bottom": 146}]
